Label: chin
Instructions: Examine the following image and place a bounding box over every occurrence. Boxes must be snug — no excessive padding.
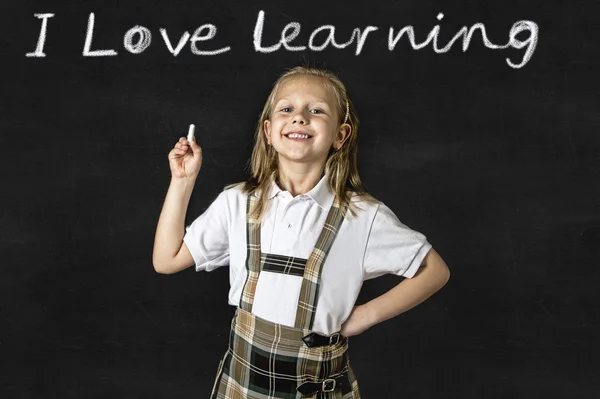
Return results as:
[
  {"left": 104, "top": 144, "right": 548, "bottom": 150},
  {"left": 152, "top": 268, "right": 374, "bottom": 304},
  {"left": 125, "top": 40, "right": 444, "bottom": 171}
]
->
[{"left": 280, "top": 153, "right": 327, "bottom": 164}]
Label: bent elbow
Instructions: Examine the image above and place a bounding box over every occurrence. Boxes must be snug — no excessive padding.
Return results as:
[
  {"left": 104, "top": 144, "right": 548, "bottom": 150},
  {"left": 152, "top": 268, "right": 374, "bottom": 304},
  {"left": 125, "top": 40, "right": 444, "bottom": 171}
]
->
[
  {"left": 152, "top": 257, "right": 174, "bottom": 275},
  {"left": 153, "top": 261, "right": 168, "bottom": 274},
  {"left": 441, "top": 266, "right": 450, "bottom": 286}
]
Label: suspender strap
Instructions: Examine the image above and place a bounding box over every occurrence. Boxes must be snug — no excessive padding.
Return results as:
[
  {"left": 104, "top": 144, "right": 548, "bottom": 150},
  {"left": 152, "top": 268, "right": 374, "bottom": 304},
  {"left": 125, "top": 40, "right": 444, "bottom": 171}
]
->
[
  {"left": 294, "top": 196, "right": 346, "bottom": 330},
  {"left": 238, "top": 193, "right": 261, "bottom": 312}
]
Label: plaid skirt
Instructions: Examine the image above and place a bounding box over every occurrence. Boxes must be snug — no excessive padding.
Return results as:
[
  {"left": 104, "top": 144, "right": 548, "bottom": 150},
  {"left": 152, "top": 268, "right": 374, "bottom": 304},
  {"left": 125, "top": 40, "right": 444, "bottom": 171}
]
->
[{"left": 210, "top": 307, "right": 361, "bottom": 399}]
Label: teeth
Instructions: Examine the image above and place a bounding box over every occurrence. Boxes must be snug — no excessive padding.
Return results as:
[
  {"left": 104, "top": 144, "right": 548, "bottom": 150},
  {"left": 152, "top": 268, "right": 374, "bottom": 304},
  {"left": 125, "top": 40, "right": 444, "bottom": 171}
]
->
[{"left": 288, "top": 133, "right": 309, "bottom": 139}]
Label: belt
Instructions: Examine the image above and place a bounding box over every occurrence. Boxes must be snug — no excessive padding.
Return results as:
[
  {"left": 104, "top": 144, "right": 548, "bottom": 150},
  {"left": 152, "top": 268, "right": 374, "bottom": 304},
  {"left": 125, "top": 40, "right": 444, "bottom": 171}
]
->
[
  {"left": 302, "top": 331, "right": 342, "bottom": 347},
  {"left": 297, "top": 372, "right": 351, "bottom": 396}
]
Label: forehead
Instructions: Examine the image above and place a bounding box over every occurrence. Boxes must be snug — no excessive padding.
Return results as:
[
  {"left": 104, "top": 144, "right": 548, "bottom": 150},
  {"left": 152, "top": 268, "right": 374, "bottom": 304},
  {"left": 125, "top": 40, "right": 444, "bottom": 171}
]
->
[{"left": 274, "top": 76, "right": 337, "bottom": 105}]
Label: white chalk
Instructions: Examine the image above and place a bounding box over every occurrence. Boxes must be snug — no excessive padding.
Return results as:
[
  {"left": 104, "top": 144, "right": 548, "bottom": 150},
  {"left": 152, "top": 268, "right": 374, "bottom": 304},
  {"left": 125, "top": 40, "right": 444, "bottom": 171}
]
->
[{"left": 187, "top": 124, "right": 195, "bottom": 144}]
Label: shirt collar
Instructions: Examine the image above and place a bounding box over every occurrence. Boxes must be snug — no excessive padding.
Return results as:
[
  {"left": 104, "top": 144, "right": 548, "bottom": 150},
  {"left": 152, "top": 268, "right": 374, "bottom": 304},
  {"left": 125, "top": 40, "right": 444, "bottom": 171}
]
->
[{"left": 266, "top": 172, "right": 334, "bottom": 210}]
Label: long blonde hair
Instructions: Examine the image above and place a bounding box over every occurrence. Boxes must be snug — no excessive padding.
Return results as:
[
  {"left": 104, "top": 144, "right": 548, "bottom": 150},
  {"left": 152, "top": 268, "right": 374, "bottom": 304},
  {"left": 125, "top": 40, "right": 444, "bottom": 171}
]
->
[{"left": 225, "top": 66, "right": 377, "bottom": 221}]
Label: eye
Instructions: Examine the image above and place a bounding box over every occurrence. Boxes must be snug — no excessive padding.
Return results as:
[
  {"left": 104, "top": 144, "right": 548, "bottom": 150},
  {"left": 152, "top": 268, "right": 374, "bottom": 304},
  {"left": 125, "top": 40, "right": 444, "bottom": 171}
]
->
[{"left": 277, "top": 107, "right": 326, "bottom": 115}]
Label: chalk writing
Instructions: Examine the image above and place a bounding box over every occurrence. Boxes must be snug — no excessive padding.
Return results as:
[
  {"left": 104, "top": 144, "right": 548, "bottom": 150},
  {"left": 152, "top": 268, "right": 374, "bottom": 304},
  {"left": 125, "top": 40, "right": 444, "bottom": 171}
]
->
[
  {"left": 26, "top": 10, "right": 539, "bottom": 68},
  {"left": 25, "top": 13, "right": 231, "bottom": 57},
  {"left": 253, "top": 10, "right": 538, "bottom": 69}
]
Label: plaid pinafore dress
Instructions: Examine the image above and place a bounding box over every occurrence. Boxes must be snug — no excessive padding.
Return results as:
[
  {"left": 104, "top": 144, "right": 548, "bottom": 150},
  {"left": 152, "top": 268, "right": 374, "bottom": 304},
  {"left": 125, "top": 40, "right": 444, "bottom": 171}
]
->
[{"left": 210, "top": 192, "right": 361, "bottom": 399}]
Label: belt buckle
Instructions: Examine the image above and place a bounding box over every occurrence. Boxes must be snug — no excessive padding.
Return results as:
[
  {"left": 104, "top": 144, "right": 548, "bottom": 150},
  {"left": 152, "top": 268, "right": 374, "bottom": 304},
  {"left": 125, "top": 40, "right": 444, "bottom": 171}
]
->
[
  {"left": 322, "top": 378, "right": 336, "bottom": 392},
  {"left": 329, "top": 332, "right": 340, "bottom": 346}
]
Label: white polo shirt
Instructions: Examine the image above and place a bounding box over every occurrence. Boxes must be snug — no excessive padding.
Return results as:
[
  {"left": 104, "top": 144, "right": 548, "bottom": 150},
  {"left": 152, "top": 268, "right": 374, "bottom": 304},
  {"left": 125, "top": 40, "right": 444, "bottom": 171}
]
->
[{"left": 183, "top": 174, "right": 432, "bottom": 335}]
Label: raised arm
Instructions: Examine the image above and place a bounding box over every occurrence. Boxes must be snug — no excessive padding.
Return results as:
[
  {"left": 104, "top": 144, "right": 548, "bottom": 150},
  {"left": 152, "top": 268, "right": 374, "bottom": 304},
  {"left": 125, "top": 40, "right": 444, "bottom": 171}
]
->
[{"left": 152, "top": 135, "right": 202, "bottom": 274}]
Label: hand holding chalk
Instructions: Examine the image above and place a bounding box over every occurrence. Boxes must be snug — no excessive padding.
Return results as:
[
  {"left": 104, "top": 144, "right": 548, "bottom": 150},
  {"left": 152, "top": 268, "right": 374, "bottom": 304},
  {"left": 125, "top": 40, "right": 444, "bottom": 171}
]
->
[{"left": 168, "top": 124, "right": 203, "bottom": 180}]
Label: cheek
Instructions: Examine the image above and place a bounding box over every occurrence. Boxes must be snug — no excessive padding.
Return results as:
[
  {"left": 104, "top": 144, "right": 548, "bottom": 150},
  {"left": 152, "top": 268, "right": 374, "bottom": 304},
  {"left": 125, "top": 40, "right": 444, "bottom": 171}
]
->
[
  {"left": 323, "top": 122, "right": 338, "bottom": 138},
  {"left": 275, "top": 119, "right": 289, "bottom": 133}
]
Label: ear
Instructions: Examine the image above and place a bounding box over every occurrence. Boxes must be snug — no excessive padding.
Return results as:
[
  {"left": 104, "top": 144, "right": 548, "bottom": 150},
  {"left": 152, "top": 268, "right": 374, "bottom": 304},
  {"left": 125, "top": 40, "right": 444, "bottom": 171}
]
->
[
  {"left": 264, "top": 120, "right": 271, "bottom": 143},
  {"left": 334, "top": 123, "right": 351, "bottom": 150}
]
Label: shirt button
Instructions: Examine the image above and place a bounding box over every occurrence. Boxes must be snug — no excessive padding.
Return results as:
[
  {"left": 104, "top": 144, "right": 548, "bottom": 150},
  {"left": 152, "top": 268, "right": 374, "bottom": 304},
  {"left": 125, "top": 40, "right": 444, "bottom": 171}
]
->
[{"left": 288, "top": 224, "right": 291, "bottom": 228}]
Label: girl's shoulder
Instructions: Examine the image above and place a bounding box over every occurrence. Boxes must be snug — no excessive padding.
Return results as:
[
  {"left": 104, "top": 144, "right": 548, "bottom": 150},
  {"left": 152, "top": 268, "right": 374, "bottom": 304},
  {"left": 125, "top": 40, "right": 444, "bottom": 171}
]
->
[
  {"left": 348, "top": 190, "right": 380, "bottom": 206},
  {"left": 223, "top": 181, "right": 246, "bottom": 193},
  {"left": 219, "top": 181, "right": 249, "bottom": 204},
  {"left": 223, "top": 180, "right": 264, "bottom": 197},
  {"left": 344, "top": 191, "right": 382, "bottom": 219},
  {"left": 219, "top": 180, "right": 269, "bottom": 206}
]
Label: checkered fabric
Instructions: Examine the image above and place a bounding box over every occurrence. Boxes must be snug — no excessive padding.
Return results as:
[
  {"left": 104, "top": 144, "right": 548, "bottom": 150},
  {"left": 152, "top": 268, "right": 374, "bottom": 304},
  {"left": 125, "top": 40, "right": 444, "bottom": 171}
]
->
[
  {"left": 211, "top": 308, "right": 360, "bottom": 399},
  {"left": 261, "top": 253, "right": 307, "bottom": 277},
  {"left": 210, "top": 193, "right": 361, "bottom": 398},
  {"left": 293, "top": 194, "right": 347, "bottom": 330},
  {"left": 238, "top": 194, "right": 262, "bottom": 313}
]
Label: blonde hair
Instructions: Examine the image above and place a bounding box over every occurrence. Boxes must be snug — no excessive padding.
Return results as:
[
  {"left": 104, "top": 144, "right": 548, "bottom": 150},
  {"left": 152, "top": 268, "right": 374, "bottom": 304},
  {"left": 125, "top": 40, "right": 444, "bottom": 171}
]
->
[{"left": 225, "top": 65, "right": 377, "bottom": 221}]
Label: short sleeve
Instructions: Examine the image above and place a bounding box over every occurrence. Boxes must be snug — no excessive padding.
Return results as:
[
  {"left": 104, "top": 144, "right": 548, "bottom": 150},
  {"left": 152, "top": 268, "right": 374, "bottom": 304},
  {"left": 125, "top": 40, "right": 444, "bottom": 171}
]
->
[
  {"left": 183, "top": 190, "right": 230, "bottom": 272},
  {"left": 362, "top": 202, "right": 432, "bottom": 280}
]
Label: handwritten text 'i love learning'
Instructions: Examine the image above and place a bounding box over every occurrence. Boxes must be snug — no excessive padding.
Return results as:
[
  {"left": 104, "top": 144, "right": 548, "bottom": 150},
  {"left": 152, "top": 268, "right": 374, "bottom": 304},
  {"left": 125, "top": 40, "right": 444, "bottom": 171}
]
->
[{"left": 26, "top": 10, "right": 539, "bottom": 68}]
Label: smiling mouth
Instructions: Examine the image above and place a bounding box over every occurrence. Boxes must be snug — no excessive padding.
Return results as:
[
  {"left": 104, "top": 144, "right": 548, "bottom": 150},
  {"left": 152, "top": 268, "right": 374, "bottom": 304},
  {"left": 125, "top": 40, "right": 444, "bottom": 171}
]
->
[{"left": 284, "top": 133, "right": 312, "bottom": 140}]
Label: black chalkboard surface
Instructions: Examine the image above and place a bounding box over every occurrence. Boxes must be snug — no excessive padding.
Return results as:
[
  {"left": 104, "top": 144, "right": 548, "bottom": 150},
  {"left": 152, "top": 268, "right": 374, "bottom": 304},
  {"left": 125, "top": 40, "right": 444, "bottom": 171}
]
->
[{"left": 2, "top": 1, "right": 599, "bottom": 398}]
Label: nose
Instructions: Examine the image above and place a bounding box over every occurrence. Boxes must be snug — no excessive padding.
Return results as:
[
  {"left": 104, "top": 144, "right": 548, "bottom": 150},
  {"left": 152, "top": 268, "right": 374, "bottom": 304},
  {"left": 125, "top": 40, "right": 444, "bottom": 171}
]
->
[{"left": 291, "top": 109, "right": 307, "bottom": 124}]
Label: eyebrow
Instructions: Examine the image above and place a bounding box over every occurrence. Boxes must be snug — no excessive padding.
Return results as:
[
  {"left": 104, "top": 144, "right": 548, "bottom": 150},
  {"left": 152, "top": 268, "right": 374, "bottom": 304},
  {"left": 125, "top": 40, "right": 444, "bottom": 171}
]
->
[{"left": 275, "top": 98, "right": 330, "bottom": 107}]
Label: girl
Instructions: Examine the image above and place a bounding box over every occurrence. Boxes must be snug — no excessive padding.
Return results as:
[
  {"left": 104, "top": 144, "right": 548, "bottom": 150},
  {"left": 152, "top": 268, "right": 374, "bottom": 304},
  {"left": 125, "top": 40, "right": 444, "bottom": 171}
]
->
[{"left": 153, "top": 66, "right": 450, "bottom": 398}]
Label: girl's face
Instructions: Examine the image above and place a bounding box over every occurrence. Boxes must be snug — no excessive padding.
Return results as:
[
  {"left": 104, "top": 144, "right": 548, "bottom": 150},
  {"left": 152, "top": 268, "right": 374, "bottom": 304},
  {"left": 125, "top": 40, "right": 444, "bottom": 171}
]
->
[{"left": 264, "top": 76, "right": 349, "bottom": 167}]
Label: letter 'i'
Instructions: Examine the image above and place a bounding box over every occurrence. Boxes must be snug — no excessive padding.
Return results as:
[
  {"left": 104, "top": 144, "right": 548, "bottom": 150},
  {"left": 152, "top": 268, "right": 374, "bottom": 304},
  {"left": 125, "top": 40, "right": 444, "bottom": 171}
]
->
[{"left": 26, "top": 13, "right": 55, "bottom": 57}]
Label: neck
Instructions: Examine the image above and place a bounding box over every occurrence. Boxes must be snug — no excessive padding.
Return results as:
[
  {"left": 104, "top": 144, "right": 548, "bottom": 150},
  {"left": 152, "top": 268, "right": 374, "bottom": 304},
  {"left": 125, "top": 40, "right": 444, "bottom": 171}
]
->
[{"left": 275, "top": 163, "right": 325, "bottom": 197}]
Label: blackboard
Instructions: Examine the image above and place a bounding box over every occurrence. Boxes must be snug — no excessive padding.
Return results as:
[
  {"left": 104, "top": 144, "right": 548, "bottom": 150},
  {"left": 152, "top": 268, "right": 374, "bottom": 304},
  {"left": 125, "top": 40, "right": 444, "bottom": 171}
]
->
[{"left": 2, "top": 1, "right": 599, "bottom": 398}]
